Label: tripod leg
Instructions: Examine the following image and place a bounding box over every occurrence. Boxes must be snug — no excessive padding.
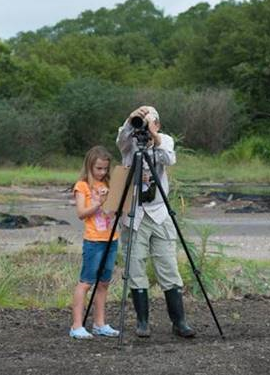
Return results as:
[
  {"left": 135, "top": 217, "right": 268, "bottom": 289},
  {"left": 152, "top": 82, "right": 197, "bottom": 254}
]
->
[
  {"left": 143, "top": 150, "right": 224, "bottom": 338},
  {"left": 118, "top": 151, "right": 144, "bottom": 347}
]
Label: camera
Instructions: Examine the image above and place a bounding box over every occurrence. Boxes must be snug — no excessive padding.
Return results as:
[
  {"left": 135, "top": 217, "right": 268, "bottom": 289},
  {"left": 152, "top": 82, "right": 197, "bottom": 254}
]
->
[
  {"left": 141, "top": 177, "right": 156, "bottom": 203},
  {"left": 130, "top": 116, "right": 148, "bottom": 131},
  {"left": 130, "top": 116, "right": 151, "bottom": 144}
]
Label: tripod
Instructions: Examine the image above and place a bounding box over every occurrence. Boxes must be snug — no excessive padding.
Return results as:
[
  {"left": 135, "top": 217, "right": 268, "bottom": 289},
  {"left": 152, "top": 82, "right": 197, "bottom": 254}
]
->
[{"left": 83, "top": 141, "right": 224, "bottom": 346}]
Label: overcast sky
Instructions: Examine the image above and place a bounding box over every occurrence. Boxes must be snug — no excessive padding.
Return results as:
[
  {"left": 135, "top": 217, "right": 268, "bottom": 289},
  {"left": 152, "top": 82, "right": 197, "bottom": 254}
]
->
[{"left": 0, "top": 0, "right": 223, "bottom": 40}]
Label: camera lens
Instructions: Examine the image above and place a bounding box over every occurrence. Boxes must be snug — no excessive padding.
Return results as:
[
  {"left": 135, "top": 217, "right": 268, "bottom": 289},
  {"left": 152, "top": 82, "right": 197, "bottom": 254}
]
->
[{"left": 130, "top": 116, "right": 145, "bottom": 129}]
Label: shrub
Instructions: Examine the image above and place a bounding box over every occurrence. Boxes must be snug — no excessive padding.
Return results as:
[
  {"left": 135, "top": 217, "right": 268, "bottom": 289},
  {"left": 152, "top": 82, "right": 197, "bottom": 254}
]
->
[
  {"left": 221, "top": 135, "right": 270, "bottom": 163},
  {"left": 0, "top": 96, "right": 67, "bottom": 165},
  {"left": 179, "top": 88, "right": 244, "bottom": 153}
]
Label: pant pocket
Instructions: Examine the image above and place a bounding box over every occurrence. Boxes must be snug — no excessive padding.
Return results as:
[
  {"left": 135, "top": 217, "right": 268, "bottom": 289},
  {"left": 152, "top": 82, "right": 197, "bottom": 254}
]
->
[{"left": 162, "top": 216, "right": 177, "bottom": 240}]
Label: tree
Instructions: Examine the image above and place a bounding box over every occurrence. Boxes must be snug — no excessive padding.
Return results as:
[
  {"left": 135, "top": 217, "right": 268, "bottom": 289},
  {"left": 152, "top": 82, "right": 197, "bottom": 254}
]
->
[
  {"left": 0, "top": 96, "right": 67, "bottom": 164},
  {"left": 57, "top": 78, "right": 124, "bottom": 155}
]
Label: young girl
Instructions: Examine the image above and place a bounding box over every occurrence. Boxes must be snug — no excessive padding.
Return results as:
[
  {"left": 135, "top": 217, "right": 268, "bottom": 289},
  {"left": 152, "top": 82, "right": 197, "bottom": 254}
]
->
[{"left": 70, "top": 145, "right": 119, "bottom": 339}]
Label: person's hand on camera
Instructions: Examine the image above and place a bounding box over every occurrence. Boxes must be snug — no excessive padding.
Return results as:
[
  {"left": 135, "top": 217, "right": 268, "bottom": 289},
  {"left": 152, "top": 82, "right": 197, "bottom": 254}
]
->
[
  {"left": 128, "top": 106, "right": 149, "bottom": 123},
  {"left": 145, "top": 114, "right": 161, "bottom": 147}
]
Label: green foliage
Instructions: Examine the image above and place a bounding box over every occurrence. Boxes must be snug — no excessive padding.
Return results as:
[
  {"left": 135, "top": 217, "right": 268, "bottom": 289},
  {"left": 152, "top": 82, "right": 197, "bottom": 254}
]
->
[
  {"left": 13, "top": 56, "right": 71, "bottom": 100},
  {"left": 0, "top": 96, "right": 67, "bottom": 164},
  {"left": 57, "top": 80, "right": 244, "bottom": 158},
  {"left": 177, "top": 88, "right": 245, "bottom": 152},
  {"left": 0, "top": 166, "right": 77, "bottom": 186},
  {"left": 178, "top": 225, "right": 230, "bottom": 299},
  {"left": 142, "top": 222, "right": 270, "bottom": 300},
  {"left": 0, "top": 42, "right": 71, "bottom": 100},
  {"left": 0, "top": 236, "right": 270, "bottom": 308},
  {"left": 221, "top": 135, "right": 270, "bottom": 163},
  {"left": 0, "top": 241, "right": 81, "bottom": 309},
  {"left": 226, "top": 258, "right": 270, "bottom": 296},
  {"left": 2, "top": 0, "right": 270, "bottom": 162},
  {"left": 171, "top": 150, "right": 270, "bottom": 183},
  {"left": 0, "top": 256, "right": 21, "bottom": 307},
  {"left": 57, "top": 77, "right": 125, "bottom": 156}
]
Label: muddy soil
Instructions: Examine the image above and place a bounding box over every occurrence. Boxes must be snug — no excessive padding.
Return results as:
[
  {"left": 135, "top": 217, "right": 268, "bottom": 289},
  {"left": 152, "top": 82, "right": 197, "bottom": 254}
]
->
[{"left": 0, "top": 296, "right": 270, "bottom": 375}]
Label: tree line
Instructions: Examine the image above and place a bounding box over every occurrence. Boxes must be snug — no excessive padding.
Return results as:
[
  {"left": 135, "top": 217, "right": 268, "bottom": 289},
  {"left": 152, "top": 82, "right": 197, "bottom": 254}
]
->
[{"left": 0, "top": 0, "right": 270, "bottom": 165}]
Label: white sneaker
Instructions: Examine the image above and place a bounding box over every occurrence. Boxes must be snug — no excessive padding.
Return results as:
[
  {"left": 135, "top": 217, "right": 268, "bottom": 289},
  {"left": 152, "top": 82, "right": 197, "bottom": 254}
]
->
[
  {"left": 92, "top": 324, "right": 119, "bottom": 337},
  {"left": 69, "top": 326, "right": 93, "bottom": 339}
]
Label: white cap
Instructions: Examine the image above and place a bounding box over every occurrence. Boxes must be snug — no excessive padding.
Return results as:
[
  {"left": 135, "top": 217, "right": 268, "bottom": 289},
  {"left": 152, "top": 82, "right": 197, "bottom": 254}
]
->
[{"left": 145, "top": 106, "right": 160, "bottom": 122}]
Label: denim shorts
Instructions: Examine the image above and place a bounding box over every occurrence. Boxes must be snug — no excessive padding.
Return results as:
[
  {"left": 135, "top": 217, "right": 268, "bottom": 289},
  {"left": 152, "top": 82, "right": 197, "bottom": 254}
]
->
[{"left": 80, "top": 240, "right": 118, "bottom": 284}]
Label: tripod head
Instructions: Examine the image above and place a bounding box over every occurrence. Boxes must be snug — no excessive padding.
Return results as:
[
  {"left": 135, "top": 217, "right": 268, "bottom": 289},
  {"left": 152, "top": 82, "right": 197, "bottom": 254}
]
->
[
  {"left": 132, "top": 129, "right": 152, "bottom": 147},
  {"left": 130, "top": 115, "right": 152, "bottom": 146}
]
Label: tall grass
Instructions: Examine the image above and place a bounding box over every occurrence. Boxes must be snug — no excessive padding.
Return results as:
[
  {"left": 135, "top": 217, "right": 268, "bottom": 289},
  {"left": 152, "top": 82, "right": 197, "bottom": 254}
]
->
[
  {"left": 0, "top": 256, "right": 21, "bottom": 307},
  {"left": 0, "top": 241, "right": 81, "bottom": 308},
  {"left": 0, "top": 238, "right": 269, "bottom": 309},
  {"left": 145, "top": 223, "right": 270, "bottom": 300}
]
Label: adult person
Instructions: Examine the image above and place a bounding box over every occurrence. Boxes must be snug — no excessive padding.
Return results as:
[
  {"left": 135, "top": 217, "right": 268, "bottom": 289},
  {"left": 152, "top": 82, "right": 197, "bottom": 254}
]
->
[{"left": 116, "top": 106, "right": 195, "bottom": 338}]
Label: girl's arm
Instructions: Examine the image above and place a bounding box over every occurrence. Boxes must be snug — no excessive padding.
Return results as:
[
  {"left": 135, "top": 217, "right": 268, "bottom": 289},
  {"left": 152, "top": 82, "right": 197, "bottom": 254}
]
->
[{"left": 75, "top": 192, "right": 102, "bottom": 220}]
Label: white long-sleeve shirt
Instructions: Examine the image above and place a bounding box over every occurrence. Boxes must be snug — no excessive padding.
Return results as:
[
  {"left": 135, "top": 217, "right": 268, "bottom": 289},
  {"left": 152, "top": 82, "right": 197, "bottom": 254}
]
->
[{"left": 116, "top": 120, "right": 176, "bottom": 230}]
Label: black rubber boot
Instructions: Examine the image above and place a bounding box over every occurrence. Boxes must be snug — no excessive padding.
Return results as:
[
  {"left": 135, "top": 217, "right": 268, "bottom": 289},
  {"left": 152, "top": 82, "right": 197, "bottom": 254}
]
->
[
  {"left": 131, "top": 288, "right": 150, "bottom": 337},
  {"left": 164, "top": 287, "right": 195, "bottom": 338}
]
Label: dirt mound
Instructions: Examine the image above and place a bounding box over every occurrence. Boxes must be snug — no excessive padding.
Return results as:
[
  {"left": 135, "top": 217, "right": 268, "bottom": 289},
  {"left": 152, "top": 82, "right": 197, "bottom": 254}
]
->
[
  {"left": 1, "top": 296, "right": 270, "bottom": 375},
  {"left": 0, "top": 212, "right": 70, "bottom": 229},
  {"left": 194, "top": 190, "right": 270, "bottom": 214}
]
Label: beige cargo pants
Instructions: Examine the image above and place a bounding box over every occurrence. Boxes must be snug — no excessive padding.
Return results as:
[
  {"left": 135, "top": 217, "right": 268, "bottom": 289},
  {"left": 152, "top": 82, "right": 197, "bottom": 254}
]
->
[{"left": 121, "top": 214, "right": 183, "bottom": 291}]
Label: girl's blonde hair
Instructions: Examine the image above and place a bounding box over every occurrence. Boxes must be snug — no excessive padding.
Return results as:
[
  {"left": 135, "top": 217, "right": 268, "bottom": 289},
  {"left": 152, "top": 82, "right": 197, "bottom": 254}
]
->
[{"left": 80, "top": 145, "right": 112, "bottom": 187}]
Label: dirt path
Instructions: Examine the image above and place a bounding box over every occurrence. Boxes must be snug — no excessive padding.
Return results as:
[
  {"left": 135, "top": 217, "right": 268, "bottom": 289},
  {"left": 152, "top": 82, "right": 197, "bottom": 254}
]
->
[
  {"left": 0, "top": 296, "right": 270, "bottom": 375},
  {"left": 1, "top": 185, "right": 270, "bottom": 259}
]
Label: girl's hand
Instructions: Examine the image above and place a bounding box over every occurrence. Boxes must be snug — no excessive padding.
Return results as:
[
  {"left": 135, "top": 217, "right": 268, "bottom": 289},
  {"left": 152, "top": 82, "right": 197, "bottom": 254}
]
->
[
  {"left": 99, "top": 187, "right": 109, "bottom": 195},
  {"left": 98, "top": 187, "right": 109, "bottom": 205}
]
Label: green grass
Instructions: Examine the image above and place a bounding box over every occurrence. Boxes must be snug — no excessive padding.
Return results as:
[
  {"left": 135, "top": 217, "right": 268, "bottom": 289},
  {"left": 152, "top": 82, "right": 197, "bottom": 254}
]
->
[
  {"left": 0, "top": 166, "right": 78, "bottom": 186},
  {"left": 1, "top": 152, "right": 270, "bottom": 187},
  {"left": 0, "top": 240, "right": 269, "bottom": 309},
  {"left": 0, "top": 241, "right": 81, "bottom": 308},
  {"left": 170, "top": 153, "right": 270, "bottom": 183}
]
